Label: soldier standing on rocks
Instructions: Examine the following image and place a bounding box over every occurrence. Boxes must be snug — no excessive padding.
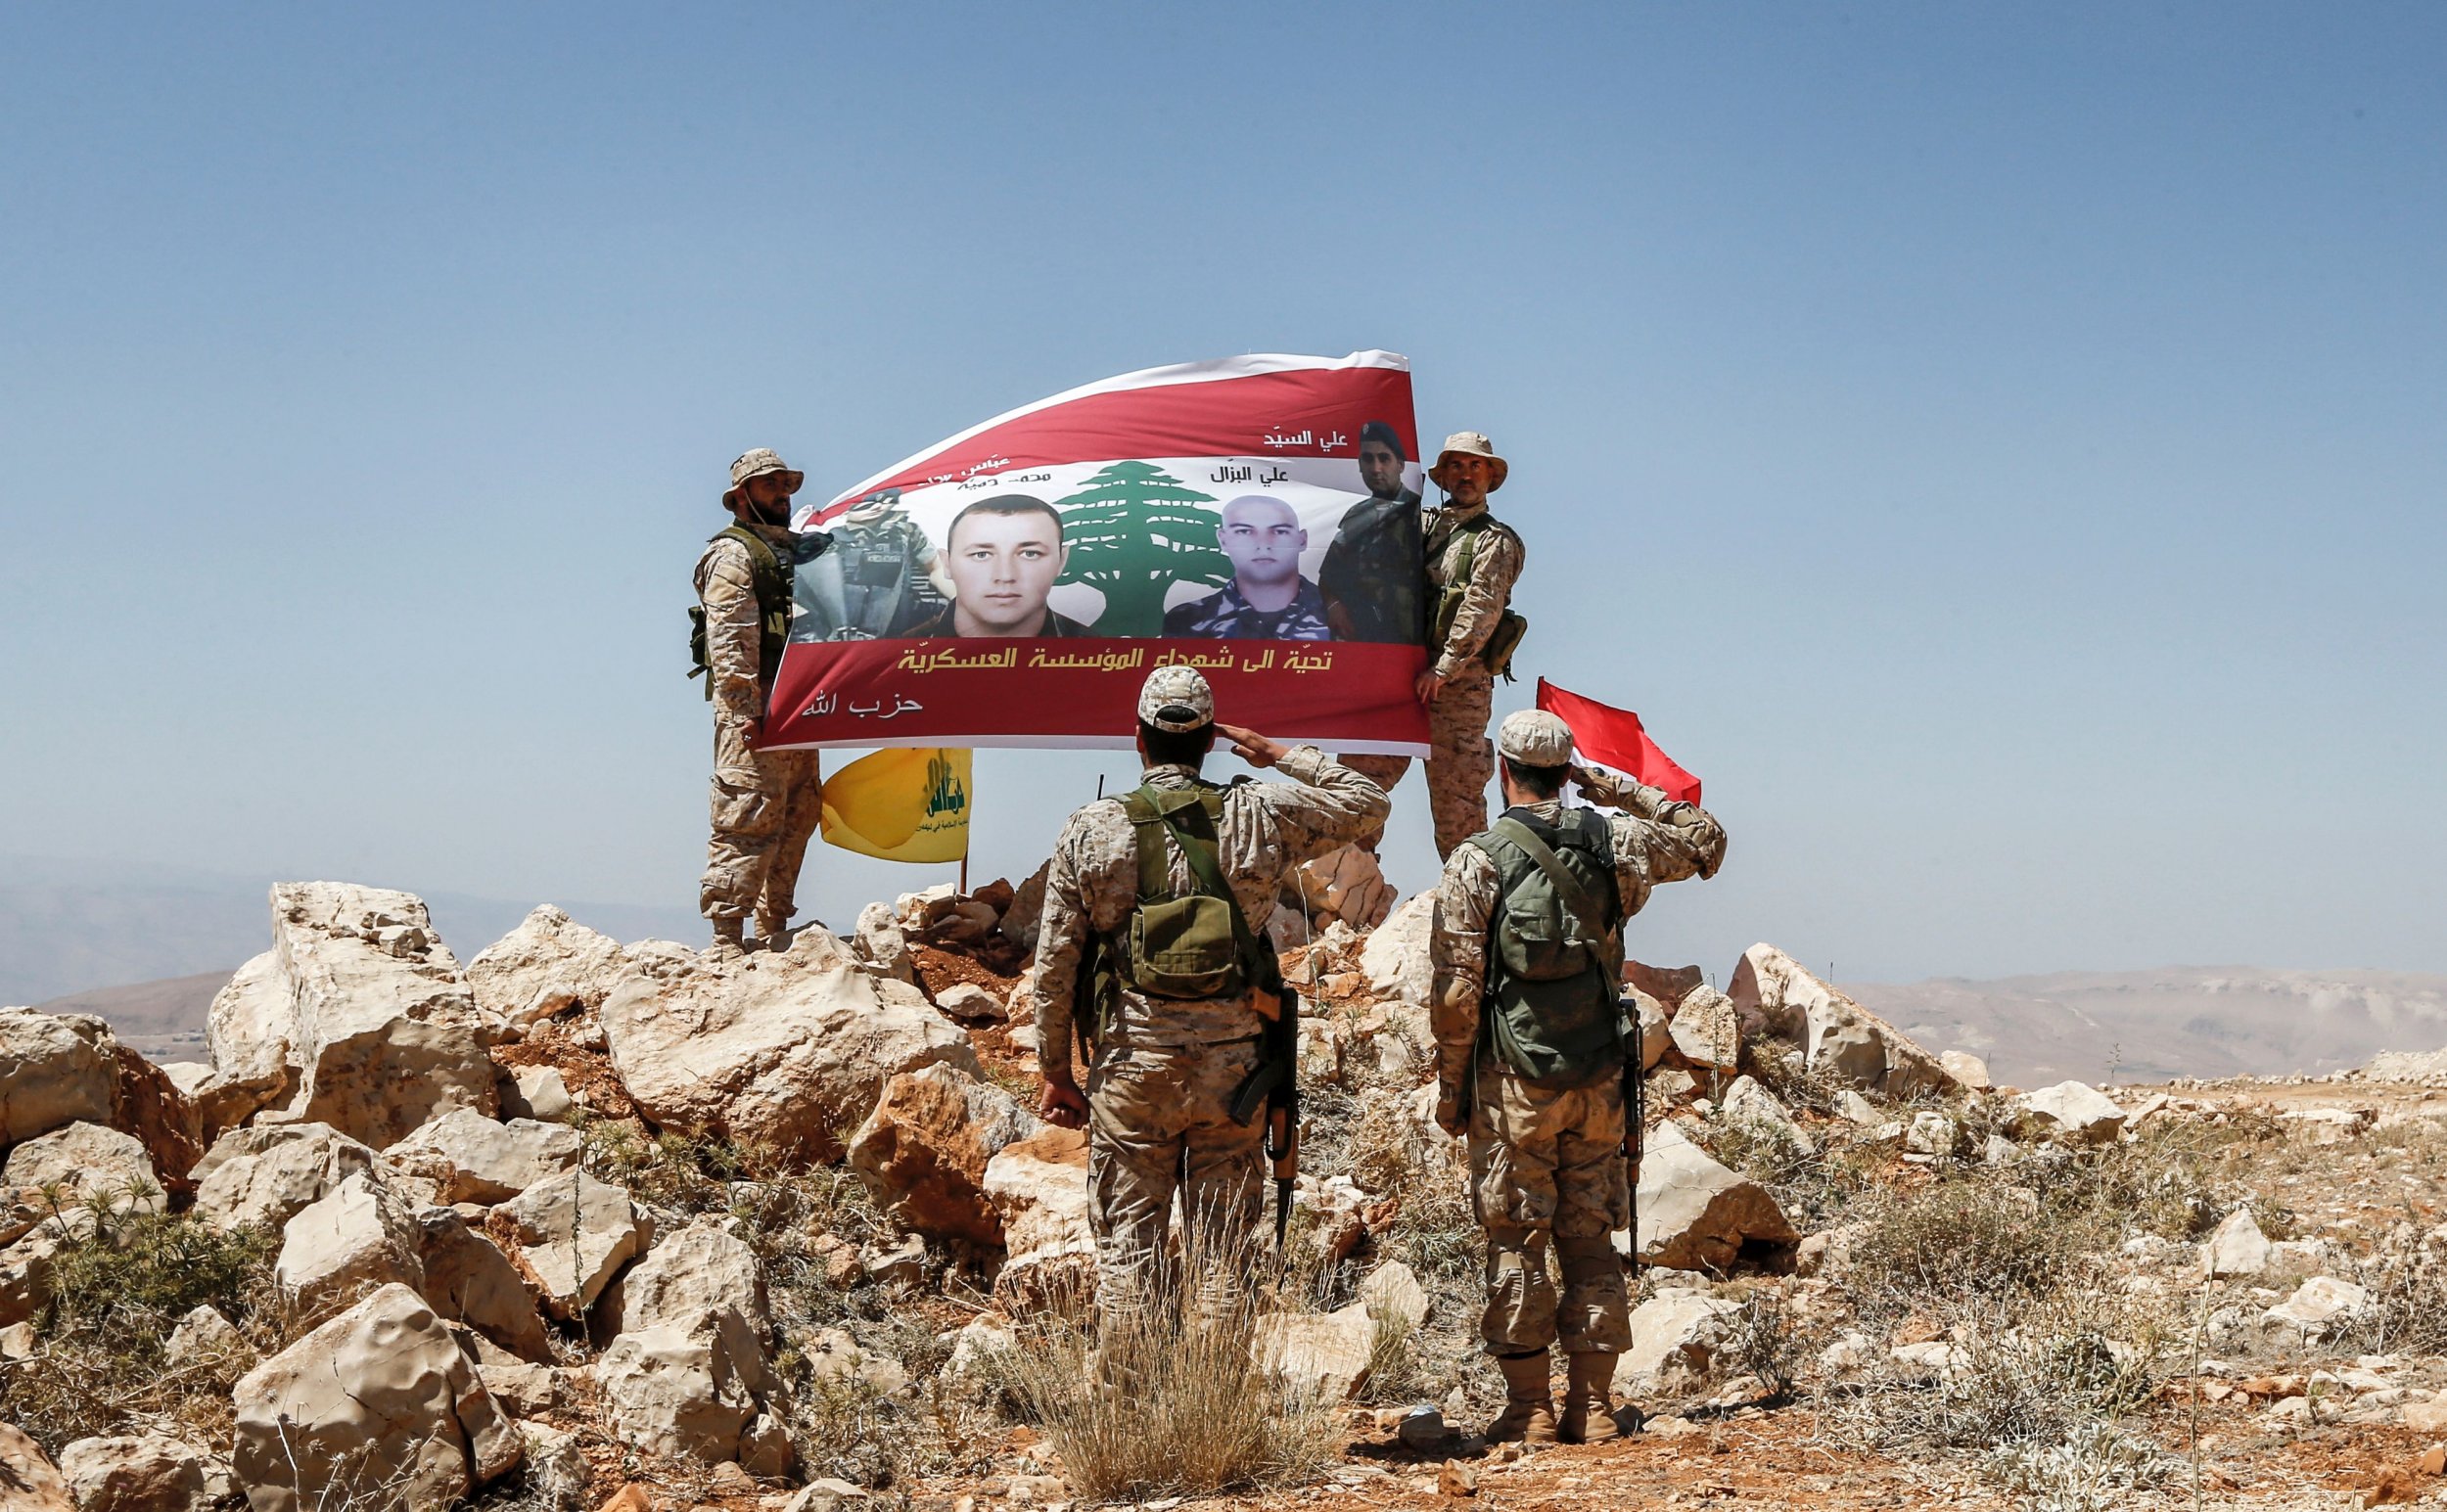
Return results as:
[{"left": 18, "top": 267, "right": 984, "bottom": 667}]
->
[
  {"left": 1025, "top": 666, "right": 1389, "bottom": 1314},
  {"left": 1430, "top": 710, "right": 1727, "bottom": 1443},
  {"left": 691, "top": 447, "right": 825, "bottom": 960},
  {"left": 1342, "top": 431, "right": 1525, "bottom": 859}
]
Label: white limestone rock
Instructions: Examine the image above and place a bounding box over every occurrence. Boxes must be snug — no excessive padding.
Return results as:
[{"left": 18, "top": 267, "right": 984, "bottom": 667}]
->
[
  {"left": 1358, "top": 893, "right": 1435, "bottom": 1007},
  {"left": 599, "top": 925, "right": 977, "bottom": 1168},
  {"left": 2201, "top": 1207, "right": 2273, "bottom": 1279},
  {"left": 1718, "top": 1075, "right": 1815, "bottom": 1157},
  {"left": 498, "top": 1170, "right": 642, "bottom": 1320},
  {"left": 1615, "top": 1291, "right": 1742, "bottom": 1392},
  {"left": 464, "top": 904, "right": 634, "bottom": 1023},
  {"left": 58, "top": 1433, "right": 222, "bottom": 1512},
  {"left": 983, "top": 1126, "right": 1095, "bottom": 1309},
  {"left": 232, "top": 1282, "right": 521, "bottom": 1511},
  {"left": 267, "top": 882, "right": 502, "bottom": 1148},
  {"left": 2008, "top": 1081, "right": 2127, "bottom": 1146},
  {"left": 200, "top": 951, "right": 298, "bottom": 1130},
  {"left": 1633, "top": 990, "right": 1672, "bottom": 1073},
  {"left": 1289, "top": 845, "right": 1398, "bottom": 932},
  {"left": 165, "top": 1304, "right": 252, "bottom": 1370},
  {"left": 1632, "top": 1121, "right": 1799, "bottom": 1271},
  {"left": 3, "top": 1121, "right": 161, "bottom": 1212},
  {"left": 191, "top": 1122, "right": 378, "bottom": 1233},
  {"left": 385, "top": 1109, "right": 579, "bottom": 1206},
  {"left": 2263, "top": 1276, "right": 2370, "bottom": 1343},
  {"left": 499, "top": 1065, "right": 574, "bottom": 1122},
  {"left": 274, "top": 1170, "right": 425, "bottom": 1324},
  {"left": 595, "top": 1322, "right": 792, "bottom": 1475},
  {"left": 1728, "top": 944, "right": 1951, "bottom": 1098},
  {"left": 1939, "top": 1050, "right": 1993, "bottom": 1093},
  {"left": 1667, "top": 987, "right": 1741, "bottom": 1075},
  {"left": 415, "top": 1206, "right": 553, "bottom": 1362},
  {"left": 0, "top": 1007, "right": 115, "bottom": 1147}
]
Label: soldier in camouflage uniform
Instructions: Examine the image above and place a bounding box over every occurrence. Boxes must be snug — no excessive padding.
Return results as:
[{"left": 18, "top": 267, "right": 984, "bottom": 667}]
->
[
  {"left": 695, "top": 448, "right": 825, "bottom": 959},
  {"left": 1026, "top": 667, "right": 1389, "bottom": 1313},
  {"left": 1342, "top": 431, "right": 1525, "bottom": 859},
  {"left": 1430, "top": 710, "right": 1727, "bottom": 1443},
  {"left": 792, "top": 487, "right": 944, "bottom": 641}
]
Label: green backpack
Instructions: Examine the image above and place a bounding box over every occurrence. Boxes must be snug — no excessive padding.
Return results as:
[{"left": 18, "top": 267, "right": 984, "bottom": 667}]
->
[
  {"left": 1474, "top": 807, "right": 1628, "bottom": 1087},
  {"left": 687, "top": 526, "right": 794, "bottom": 700}
]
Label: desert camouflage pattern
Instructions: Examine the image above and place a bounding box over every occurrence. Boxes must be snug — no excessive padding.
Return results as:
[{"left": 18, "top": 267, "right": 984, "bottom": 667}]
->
[
  {"left": 1427, "top": 665, "right": 1499, "bottom": 857},
  {"left": 1026, "top": 748, "right": 1387, "bottom": 1313},
  {"left": 1024, "top": 746, "right": 1389, "bottom": 1072},
  {"left": 1085, "top": 1036, "right": 1268, "bottom": 1315},
  {"left": 696, "top": 522, "right": 821, "bottom": 923},
  {"left": 1423, "top": 502, "right": 1524, "bottom": 680},
  {"left": 699, "top": 714, "right": 822, "bottom": 924},
  {"left": 694, "top": 524, "right": 798, "bottom": 721},
  {"left": 1469, "top": 1059, "right": 1632, "bottom": 1353},
  {"left": 1430, "top": 780, "right": 1728, "bottom": 1354}
]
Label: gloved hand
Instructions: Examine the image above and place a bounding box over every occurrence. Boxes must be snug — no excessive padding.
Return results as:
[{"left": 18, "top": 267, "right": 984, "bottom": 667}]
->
[{"left": 1435, "top": 1080, "right": 1468, "bottom": 1137}]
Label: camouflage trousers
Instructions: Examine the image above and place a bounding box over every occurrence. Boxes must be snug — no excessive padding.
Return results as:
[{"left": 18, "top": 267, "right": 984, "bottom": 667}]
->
[
  {"left": 1341, "top": 665, "right": 1495, "bottom": 859},
  {"left": 699, "top": 712, "right": 823, "bottom": 923},
  {"left": 1467, "top": 1060, "right": 1633, "bottom": 1355},
  {"left": 1085, "top": 1036, "right": 1267, "bottom": 1318}
]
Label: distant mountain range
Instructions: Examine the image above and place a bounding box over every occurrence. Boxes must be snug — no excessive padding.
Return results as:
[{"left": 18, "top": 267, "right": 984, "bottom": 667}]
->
[{"left": 1847, "top": 967, "right": 2447, "bottom": 1085}]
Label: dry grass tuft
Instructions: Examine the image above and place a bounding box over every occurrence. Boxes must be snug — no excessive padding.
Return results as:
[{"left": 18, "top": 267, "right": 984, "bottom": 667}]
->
[{"left": 1001, "top": 1231, "right": 1343, "bottom": 1500}]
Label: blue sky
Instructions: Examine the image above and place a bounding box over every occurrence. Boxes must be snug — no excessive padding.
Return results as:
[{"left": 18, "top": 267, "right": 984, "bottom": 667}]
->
[{"left": 3, "top": 3, "right": 2441, "bottom": 982}]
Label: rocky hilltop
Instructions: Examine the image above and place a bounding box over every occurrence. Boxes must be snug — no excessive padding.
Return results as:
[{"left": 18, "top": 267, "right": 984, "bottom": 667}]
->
[{"left": 1, "top": 876, "right": 2443, "bottom": 1510}]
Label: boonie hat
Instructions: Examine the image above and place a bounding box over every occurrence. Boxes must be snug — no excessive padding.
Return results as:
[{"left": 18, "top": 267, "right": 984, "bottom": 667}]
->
[
  {"left": 724, "top": 447, "right": 806, "bottom": 507},
  {"left": 1137, "top": 665, "right": 1215, "bottom": 733},
  {"left": 1429, "top": 431, "right": 1508, "bottom": 492},
  {"left": 1497, "top": 709, "right": 1575, "bottom": 766}
]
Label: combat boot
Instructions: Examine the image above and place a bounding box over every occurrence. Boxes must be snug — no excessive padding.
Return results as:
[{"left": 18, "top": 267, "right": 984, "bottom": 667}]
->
[
  {"left": 756, "top": 912, "right": 792, "bottom": 952},
  {"left": 1484, "top": 1351, "right": 1557, "bottom": 1443},
  {"left": 1559, "top": 1352, "right": 1623, "bottom": 1443},
  {"left": 707, "top": 918, "right": 747, "bottom": 961}
]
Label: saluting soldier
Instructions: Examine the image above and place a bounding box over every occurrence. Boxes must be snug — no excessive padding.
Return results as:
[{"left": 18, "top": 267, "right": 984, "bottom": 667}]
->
[
  {"left": 1025, "top": 667, "right": 1389, "bottom": 1313},
  {"left": 1430, "top": 710, "right": 1727, "bottom": 1443},
  {"left": 691, "top": 448, "right": 825, "bottom": 959}
]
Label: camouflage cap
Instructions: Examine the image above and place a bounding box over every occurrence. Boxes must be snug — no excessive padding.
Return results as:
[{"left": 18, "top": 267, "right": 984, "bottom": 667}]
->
[
  {"left": 1497, "top": 709, "right": 1576, "bottom": 765},
  {"left": 1136, "top": 665, "right": 1215, "bottom": 733},
  {"left": 1429, "top": 430, "right": 1508, "bottom": 492},
  {"left": 723, "top": 448, "right": 806, "bottom": 506}
]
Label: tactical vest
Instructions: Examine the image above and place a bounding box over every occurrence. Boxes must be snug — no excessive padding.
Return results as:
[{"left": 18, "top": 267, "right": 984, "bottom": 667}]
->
[
  {"left": 1427, "top": 512, "right": 1528, "bottom": 680},
  {"left": 687, "top": 525, "right": 794, "bottom": 700},
  {"left": 1473, "top": 806, "right": 1627, "bottom": 1087},
  {"left": 1079, "top": 782, "right": 1280, "bottom": 1046}
]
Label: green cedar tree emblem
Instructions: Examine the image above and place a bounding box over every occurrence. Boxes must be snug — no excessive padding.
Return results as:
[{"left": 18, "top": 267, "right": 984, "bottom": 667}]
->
[{"left": 1055, "top": 461, "right": 1228, "bottom": 635}]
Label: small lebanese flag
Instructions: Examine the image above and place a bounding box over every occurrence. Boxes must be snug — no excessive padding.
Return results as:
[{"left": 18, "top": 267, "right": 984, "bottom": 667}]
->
[{"left": 1535, "top": 677, "right": 1703, "bottom": 804}]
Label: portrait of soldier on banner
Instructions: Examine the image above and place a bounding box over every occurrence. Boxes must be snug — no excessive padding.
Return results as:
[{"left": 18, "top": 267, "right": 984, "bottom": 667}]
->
[
  {"left": 1159, "top": 494, "right": 1333, "bottom": 640},
  {"left": 903, "top": 494, "right": 1092, "bottom": 638},
  {"left": 1316, "top": 420, "right": 1425, "bottom": 644},
  {"left": 791, "top": 487, "right": 947, "bottom": 642}
]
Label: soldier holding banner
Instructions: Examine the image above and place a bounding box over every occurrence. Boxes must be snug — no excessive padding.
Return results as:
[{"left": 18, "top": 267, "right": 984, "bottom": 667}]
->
[
  {"left": 691, "top": 448, "right": 825, "bottom": 959},
  {"left": 1347, "top": 430, "right": 1527, "bottom": 858}
]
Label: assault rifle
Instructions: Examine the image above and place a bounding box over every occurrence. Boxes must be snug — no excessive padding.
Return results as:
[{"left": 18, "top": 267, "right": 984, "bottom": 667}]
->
[
  {"left": 1623, "top": 1019, "right": 1646, "bottom": 1286},
  {"left": 1228, "top": 981, "right": 1300, "bottom": 1260}
]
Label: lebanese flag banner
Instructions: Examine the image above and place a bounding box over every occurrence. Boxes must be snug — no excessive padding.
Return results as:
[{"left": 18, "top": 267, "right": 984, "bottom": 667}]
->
[
  {"left": 1535, "top": 678, "right": 1703, "bottom": 804},
  {"left": 762, "top": 351, "right": 1431, "bottom": 754}
]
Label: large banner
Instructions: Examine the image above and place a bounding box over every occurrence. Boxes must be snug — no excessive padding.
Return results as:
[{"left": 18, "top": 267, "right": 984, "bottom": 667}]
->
[{"left": 764, "top": 351, "right": 1431, "bottom": 753}]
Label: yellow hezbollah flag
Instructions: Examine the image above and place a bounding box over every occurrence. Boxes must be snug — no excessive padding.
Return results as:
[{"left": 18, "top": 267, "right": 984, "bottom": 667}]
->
[{"left": 820, "top": 748, "right": 971, "bottom": 862}]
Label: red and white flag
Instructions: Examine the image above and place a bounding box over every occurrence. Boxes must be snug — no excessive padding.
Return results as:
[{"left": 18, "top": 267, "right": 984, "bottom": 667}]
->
[{"left": 1535, "top": 677, "right": 1703, "bottom": 804}]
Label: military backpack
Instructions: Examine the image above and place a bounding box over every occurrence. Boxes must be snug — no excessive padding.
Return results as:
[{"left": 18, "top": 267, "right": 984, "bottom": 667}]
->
[
  {"left": 1473, "top": 806, "right": 1629, "bottom": 1087},
  {"left": 687, "top": 525, "right": 796, "bottom": 700}
]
